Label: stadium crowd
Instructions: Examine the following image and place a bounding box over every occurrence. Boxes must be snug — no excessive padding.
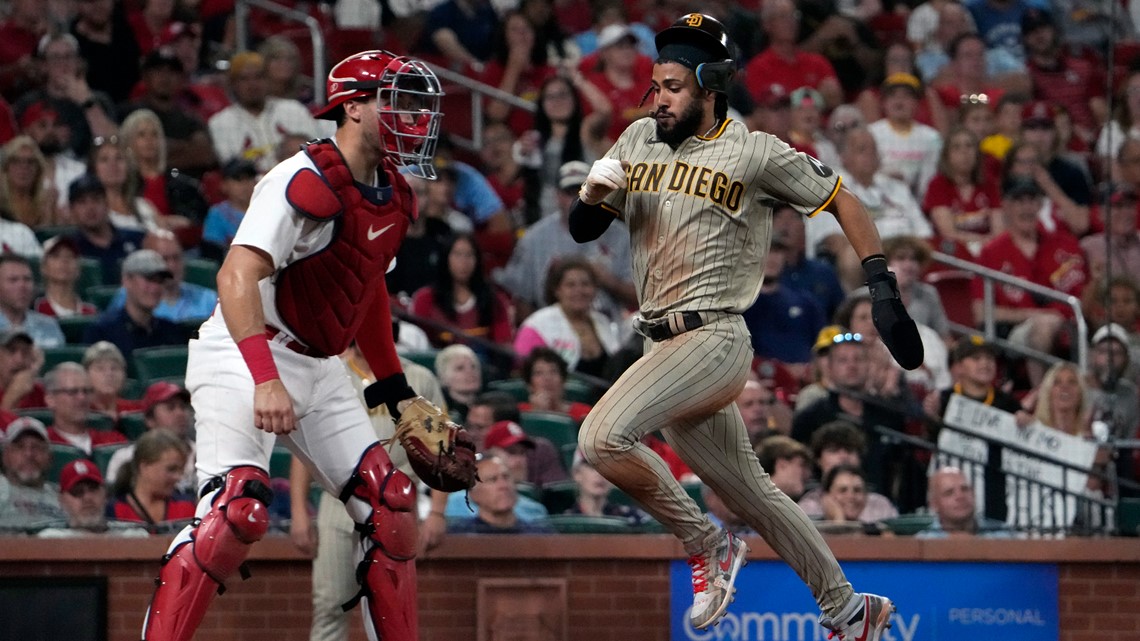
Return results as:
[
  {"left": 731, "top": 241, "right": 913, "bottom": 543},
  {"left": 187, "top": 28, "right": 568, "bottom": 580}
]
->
[{"left": 1, "top": 0, "right": 1139, "bottom": 542}]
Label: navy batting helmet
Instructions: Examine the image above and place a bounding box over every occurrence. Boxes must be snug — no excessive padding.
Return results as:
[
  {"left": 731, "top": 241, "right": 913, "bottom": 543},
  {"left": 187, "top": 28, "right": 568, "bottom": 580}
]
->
[{"left": 655, "top": 13, "right": 735, "bottom": 93}]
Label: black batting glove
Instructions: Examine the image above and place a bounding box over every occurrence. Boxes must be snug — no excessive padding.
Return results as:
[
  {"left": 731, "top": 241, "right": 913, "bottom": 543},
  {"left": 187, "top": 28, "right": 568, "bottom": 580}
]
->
[
  {"left": 363, "top": 373, "right": 417, "bottom": 418},
  {"left": 863, "top": 254, "right": 925, "bottom": 371}
]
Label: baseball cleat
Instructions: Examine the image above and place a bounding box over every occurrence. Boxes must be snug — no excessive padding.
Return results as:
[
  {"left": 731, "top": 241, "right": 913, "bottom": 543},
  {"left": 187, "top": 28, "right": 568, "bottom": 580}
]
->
[
  {"left": 820, "top": 593, "right": 895, "bottom": 641},
  {"left": 688, "top": 531, "right": 749, "bottom": 630}
]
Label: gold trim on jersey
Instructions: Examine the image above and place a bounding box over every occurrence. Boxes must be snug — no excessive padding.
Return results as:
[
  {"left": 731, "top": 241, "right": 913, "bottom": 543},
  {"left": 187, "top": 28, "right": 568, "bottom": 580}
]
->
[
  {"left": 697, "top": 118, "right": 732, "bottom": 141},
  {"left": 599, "top": 202, "right": 621, "bottom": 217},
  {"left": 807, "top": 176, "right": 842, "bottom": 218}
]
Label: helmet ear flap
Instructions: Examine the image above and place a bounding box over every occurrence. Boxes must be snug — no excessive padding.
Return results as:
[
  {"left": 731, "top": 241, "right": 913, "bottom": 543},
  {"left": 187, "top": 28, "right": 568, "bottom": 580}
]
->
[{"left": 694, "top": 60, "right": 735, "bottom": 93}]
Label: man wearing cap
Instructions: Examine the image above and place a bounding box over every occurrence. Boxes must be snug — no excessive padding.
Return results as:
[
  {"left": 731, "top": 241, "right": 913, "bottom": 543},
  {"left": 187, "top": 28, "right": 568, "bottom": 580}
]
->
[
  {"left": 1085, "top": 323, "right": 1140, "bottom": 440},
  {"left": 38, "top": 458, "right": 149, "bottom": 537},
  {"left": 771, "top": 204, "right": 845, "bottom": 322},
  {"left": 83, "top": 248, "right": 189, "bottom": 356},
  {"left": 208, "top": 51, "right": 318, "bottom": 174},
  {"left": 202, "top": 159, "right": 258, "bottom": 260},
  {"left": 867, "top": 73, "right": 942, "bottom": 198},
  {"left": 0, "top": 329, "right": 46, "bottom": 410},
  {"left": 66, "top": 173, "right": 146, "bottom": 285},
  {"left": 494, "top": 160, "right": 634, "bottom": 321},
  {"left": 105, "top": 380, "right": 195, "bottom": 492},
  {"left": 972, "top": 177, "right": 1088, "bottom": 385},
  {"left": 447, "top": 455, "right": 554, "bottom": 534},
  {"left": 1019, "top": 100, "right": 1093, "bottom": 207},
  {"left": 583, "top": 23, "right": 655, "bottom": 142},
  {"left": 120, "top": 50, "right": 217, "bottom": 175},
  {"left": 440, "top": 419, "right": 552, "bottom": 522},
  {"left": 743, "top": 0, "right": 843, "bottom": 109},
  {"left": 1080, "top": 187, "right": 1140, "bottom": 283},
  {"left": 0, "top": 416, "right": 65, "bottom": 532},
  {"left": 13, "top": 32, "right": 117, "bottom": 160},
  {"left": 44, "top": 362, "right": 128, "bottom": 455},
  {"left": 0, "top": 254, "right": 64, "bottom": 347},
  {"left": 35, "top": 235, "right": 99, "bottom": 317},
  {"left": 743, "top": 238, "right": 826, "bottom": 368},
  {"left": 792, "top": 332, "right": 907, "bottom": 498},
  {"left": 18, "top": 98, "right": 86, "bottom": 211},
  {"left": 1021, "top": 9, "right": 1105, "bottom": 144},
  {"left": 746, "top": 83, "right": 793, "bottom": 141},
  {"left": 107, "top": 232, "right": 217, "bottom": 323}
]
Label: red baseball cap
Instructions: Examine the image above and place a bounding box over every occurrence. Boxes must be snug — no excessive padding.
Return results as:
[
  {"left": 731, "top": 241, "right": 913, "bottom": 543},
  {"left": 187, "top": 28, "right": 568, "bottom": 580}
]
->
[
  {"left": 18, "top": 101, "right": 58, "bottom": 129},
  {"left": 754, "top": 83, "right": 791, "bottom": 109},
  {"left": 142, "top": 381, "right": 190, "bottom": 414},
  {"left": 59, "top": 458, "right": 104, "bottom": 493},
  {"left": 483, "top": 421, "right": 535, "bottom": 451},
  {"left": 158, "top": 21, "right": 201, "bottom": 48},
  {"left": 1021, "top": 100, "right": 1056, "bottom": 127}
]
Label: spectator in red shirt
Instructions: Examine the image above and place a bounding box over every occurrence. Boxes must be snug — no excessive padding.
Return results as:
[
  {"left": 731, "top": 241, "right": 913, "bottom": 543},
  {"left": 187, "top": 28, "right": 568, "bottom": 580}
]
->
[
  {"left": 411, "top": 233, "right": 514, "bottom": 349},
  {"left": 127, "top": 0, "right": 179, "bottom": 56},
  {"left": 1021, "top": 8, "right": 1105, "bottom": 145},
  {"left": 743, "top": 0, "right": 842, "bottom": 110},
  {"left": 45, "top": 362, "right": 128, "bottom": 455},
  {"left": 481, "top": 11, "right": 558, "bottom": 134},
  {"left": 923, "top": 126, "right": 1002, "bottom": 256},
  {"left": 479, "top": 121, "right": 531, "bottom": 223},
  {"left": 0, "top": 329, "right": 45, "bottom": 410},
  {"left": 34, "top": 235, "right": 98, "bottom": 317},
  {"left": 0, "top": 0, "right": 48, "bottom": 100},
  {"left": 107, "top": 429, "right": 195, "bottom": 533},
  {"left": 747, "top": 84, "right": 792, "bottom": 141},
  {"left": 972, "top": 177, "right": 1088, "bottom": 385},
  {"left": 582, "top": 23, "right": 654, "bottom": 142}
]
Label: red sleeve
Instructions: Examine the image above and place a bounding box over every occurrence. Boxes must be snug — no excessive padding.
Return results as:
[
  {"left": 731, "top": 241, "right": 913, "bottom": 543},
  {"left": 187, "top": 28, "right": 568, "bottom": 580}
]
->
[
  {"left": 807, "top": 53, "right": 838, "bottom": 81},
  {"left": 355, "top": 289, "right": 404, "bottom": 382},
  {"left": 92, "top": 430, "right": 129, "bottom": 447},
  {"left": 921, "top": 174, "right": 954, "bottom": 213},
  {"left": 970, "top": 241, "right": 999, "bottom": 302},
  {"left": 167, "top": 500, "right": 197, "bottom": 520}
]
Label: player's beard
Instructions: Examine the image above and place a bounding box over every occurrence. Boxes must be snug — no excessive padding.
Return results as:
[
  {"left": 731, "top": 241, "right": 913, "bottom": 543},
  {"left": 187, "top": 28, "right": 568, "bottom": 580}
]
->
[{"left": 656, "top": 98, "right": 705, "bottom": 149}]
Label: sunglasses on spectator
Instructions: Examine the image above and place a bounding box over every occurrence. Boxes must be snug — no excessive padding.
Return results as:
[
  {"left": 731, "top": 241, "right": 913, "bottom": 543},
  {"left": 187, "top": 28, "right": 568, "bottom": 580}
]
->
[{"left": 832, "top": 332, "right": 864, "bottom": 345}]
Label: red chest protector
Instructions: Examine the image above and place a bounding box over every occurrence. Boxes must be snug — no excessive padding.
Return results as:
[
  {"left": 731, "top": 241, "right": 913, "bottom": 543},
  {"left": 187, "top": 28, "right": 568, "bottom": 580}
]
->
[{"left": 275, "top": 140, "right": 415, "bottom": 357}]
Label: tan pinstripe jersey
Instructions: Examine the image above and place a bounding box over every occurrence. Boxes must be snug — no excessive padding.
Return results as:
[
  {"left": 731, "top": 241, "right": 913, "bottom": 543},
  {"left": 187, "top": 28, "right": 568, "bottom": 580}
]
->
[{"left": 598, "top": 118, "right": 841, "bottom": 318}]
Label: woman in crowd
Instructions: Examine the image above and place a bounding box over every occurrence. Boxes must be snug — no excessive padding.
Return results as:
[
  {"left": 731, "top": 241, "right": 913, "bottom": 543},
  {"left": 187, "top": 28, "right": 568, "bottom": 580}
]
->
[
  {"left": 1028, "top": 362, "right": 1092, "bottom": 438},
  {"left": 120, "top": 109, "right": 196, "bottom": 232},
  {"left": 88, "top": 135, "right": 159, "bottom": 232},
  {"left": 513, "top": 257, "right": 621, "bottom": 378},
  {"left": 517, "top": 347, "right": 593, "bottom": 422},
  {"left": 923, "top": 127, "right": 1002, "bottom": 257},
  {"left": 84, "top": 341, "right": 141, "bottom": 421},
  {"left": 411, "top": 233, "right": 513, "bottom": 349},
  {"left": 0, "top": 135, "right": 59, "bottom": 231},
  {"left": 434, "top": 344, "right": 484, "bottom": 423},
  {"left": 481, "top": 11, "right": 559, "bottom": 133},
  {"left": 33, "top": 236, "right": 97, "bottom": 317},
  {"left": 1097, "top": 68, "right": 1140, "bottom": 160},
  {"left": 258, "top": 35, "right": 312, "bottom": 103},
  {"left": 107, "top": 429, "right": 195, "bottom": 533}
]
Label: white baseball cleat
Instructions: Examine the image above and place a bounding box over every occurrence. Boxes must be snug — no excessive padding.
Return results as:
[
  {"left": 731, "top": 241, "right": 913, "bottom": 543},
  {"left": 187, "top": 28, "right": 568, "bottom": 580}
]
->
[
  {"left": 688, "top": 531, "right": 749, "bottom": 630},
  {"left": 820, "top": 593, "right": 896, "bottom": 641}
]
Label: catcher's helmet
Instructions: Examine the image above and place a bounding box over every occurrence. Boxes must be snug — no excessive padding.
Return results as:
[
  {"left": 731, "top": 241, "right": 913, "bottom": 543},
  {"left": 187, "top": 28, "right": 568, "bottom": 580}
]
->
[
  {"left": 316, "top": 50, "right": 444, "bottom": 178},
  {"left": 655, "top": 13, "right": 735, "bottom": 93}
]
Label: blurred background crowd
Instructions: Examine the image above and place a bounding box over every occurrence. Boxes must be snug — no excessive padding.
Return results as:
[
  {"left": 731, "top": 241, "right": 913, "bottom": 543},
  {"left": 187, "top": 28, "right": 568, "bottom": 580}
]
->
[{"left": 1, "top": 0, "right": 1139, "bottom": 541}]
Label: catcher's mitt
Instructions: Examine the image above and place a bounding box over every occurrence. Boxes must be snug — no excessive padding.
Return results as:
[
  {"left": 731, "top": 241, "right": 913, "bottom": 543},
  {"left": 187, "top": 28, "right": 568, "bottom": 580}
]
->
[{"left": 387, "top": 397, "right": 477, "bottom": 492}]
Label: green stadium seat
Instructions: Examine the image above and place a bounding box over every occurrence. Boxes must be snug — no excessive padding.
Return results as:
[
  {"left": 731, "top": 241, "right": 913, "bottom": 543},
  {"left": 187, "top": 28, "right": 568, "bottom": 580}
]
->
[
  {"left": 1119, "top": 498, "right": 1140, "bottom": 537},
  {"left": 119, "top": 412, "right": 148, "bottom": 440},
  {"left": 546, "top": 514, "right": 635, "bottom": 534},
  {"left": 40, "top": 345, "right": 88, "bottom": 374},
  {"left": 540, "top": 479, "right": 578, "bottom": 515},
  {"left": 559, "top": 442, "right": 577, "bottom": 472},
  {"left": 85, "top": 285, "right": 120, "bottom": 311},
  {"left": 487, "top": 378, "right": 528, "bottom": 402},
  {"left": 564, "top": 378, "right": 603, "bottom": 404},
  {"left": 78, "top": 257, "right": 104, "bottom": 293},
  {"left": 638, "top": 519, "right": 669, "bottom": 534},
  {"left": 122, "top": 378, "right": 145, "bottom": 400},
  {"left": 92, "top": 442, "right": 130, "bottom": 476},
  {"left": 401, "top": 349, "right": 439, "bottom": 372},
  {"left": 879, "top": 514, "right": 935, "bottom": 536},
  {"left": 131, "top": 346, "right": 189, "bottom": 382},
  {"left": 57, "top": 315, "right": 97, "bottom": 345},
  {"left": 16, "top": 408, "right": 54, "bottom": 426},
  {"left": 48, "top": 443, "right": 87, "bottom": 483},
  {"left": 86, "top": 413, "right": 115, "bottom": 432},
  {"left": 269, "top": 446, "right": 292, "bottom": 478},
  {"left": 519, "top": 411, "right": 578, "bottom": 454},
  {"left": 34, "top": 226, "right": 79, "bottom": 243},
  {"left": 183, "top": 258, "right": 220, "bottom": 290},
  {"left": 516, "top": 481, "right": 542, "bottom": 502}
]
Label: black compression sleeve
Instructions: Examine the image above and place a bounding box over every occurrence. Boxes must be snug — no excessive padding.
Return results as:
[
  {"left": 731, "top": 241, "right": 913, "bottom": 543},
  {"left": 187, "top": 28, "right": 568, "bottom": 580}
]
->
[{"left": 568, "top": 198, "right": 617, "bottom": 243}]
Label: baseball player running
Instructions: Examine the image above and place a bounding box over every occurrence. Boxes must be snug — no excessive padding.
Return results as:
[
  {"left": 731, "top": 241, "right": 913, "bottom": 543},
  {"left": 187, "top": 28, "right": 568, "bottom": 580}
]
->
[
  {"left": 140, "top": 50, "right": 474, "bottom": 641},
  {"left": 571, "top": 14, "right": 924, "bottom": 639}
]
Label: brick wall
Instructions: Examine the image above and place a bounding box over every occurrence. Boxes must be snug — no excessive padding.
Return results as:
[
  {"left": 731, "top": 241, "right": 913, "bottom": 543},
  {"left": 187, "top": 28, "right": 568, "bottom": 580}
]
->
[{"left": 3, "top": 536, "right": 1138, "bottom": 641}]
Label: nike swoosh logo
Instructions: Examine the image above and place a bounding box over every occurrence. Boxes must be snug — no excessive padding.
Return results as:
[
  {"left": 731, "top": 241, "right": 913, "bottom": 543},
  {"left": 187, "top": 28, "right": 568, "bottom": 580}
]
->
[
  {"left": 367, "top": 223, "right": 395, "bottom": 241},
  {"left": 248, "top": 513, "right": 258, "bottom": 523}
]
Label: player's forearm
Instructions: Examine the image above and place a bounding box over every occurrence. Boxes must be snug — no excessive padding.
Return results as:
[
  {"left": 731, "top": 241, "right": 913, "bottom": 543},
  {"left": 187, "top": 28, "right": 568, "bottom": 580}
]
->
[
  {"left": 828, "top": 187, "right": 884, "bottom": 261},
  {"left": 568, "top": 198, "right": 616, "bottom": 242}
]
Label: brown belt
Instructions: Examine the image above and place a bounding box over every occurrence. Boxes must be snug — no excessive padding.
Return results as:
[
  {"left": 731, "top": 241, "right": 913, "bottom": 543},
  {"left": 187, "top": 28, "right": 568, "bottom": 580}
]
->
[{"left": 265, "top": 325, "right": 328, "bottom": 358}]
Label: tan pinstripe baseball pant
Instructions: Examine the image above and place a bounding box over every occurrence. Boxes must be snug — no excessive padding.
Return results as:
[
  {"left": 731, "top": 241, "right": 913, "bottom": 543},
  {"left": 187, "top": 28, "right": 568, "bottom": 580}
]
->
[{"left": 579, "top": 314, "right": 853, "bottom": 616}]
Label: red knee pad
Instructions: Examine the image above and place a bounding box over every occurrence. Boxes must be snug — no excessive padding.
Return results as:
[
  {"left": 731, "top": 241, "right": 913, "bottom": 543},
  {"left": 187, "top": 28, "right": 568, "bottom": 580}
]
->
[{"left": 143, "top": 466, "right": 272, "bottom": 641}]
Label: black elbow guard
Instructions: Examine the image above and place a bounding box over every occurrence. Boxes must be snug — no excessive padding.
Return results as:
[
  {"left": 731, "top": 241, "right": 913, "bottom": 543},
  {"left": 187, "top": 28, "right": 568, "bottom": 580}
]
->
[{"left": 568, "top": 198, "right": 616, "bottom": 242}]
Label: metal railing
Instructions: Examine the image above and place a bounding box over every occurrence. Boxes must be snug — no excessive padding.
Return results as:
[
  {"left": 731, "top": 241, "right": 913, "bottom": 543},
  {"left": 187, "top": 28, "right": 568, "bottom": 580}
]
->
[
  {"left": 234, "top": 0, "right": 328, "bottom": 104},
  {"left": 425, "top": 64, "right": 538, "bottom": 151},
  {"left": 931, "top": 250, "right": 1088, "bottom": 373}
]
